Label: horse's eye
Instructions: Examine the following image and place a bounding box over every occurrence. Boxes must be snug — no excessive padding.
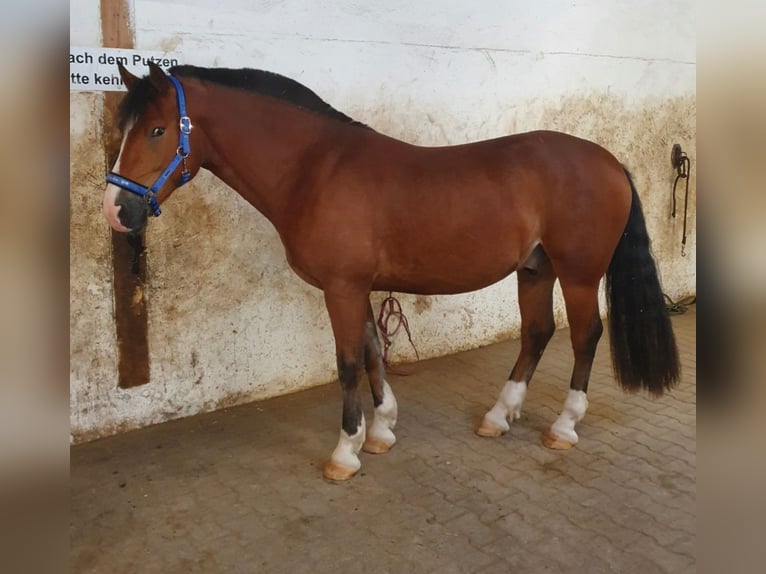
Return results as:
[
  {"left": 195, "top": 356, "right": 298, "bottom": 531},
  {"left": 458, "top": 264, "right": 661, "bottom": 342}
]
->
[{"left": 151, "top": 127, "right": 165, "bottom": 137}]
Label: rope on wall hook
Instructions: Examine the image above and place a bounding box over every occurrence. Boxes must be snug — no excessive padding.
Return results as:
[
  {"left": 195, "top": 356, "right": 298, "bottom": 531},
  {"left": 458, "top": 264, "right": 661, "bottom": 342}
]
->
[{"left": 671, "top": 143, "right": 691, "bottom": 257}]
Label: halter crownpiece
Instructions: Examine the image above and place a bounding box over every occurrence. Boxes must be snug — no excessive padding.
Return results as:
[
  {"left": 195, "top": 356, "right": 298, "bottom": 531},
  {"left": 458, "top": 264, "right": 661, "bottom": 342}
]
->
[{"left": 105, "top": 74, "right": 193, "bottom": 217}]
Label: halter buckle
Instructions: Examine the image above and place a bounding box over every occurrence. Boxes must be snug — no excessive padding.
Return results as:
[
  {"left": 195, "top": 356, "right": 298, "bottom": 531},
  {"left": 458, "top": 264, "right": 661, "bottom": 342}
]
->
[{"left": 179, "top": 116, "right": 193, "bottom": 134}]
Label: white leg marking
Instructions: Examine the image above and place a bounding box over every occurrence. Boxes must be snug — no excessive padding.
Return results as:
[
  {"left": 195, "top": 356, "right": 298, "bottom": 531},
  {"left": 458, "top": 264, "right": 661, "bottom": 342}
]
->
[
  {"left": 367, "top": 380, "right": 398, "bottom": 447},
  {"left": 549, "top": 389, "right": 589, "bottom": 444},
  {"left": 103, "top": 124, "right": 132, "bottom": 232},
  {"left": 330, "top": 415, "right": 366, "bottom": 471},
  {"left": 482, "top": 379, "right": 527, "bottom": 432}
]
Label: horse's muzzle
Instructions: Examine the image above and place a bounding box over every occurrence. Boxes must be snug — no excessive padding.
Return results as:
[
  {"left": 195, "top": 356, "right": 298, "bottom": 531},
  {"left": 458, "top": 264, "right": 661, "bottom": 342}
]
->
[{"left": 105, "top": 187, "right": 149, "bottom": 232}]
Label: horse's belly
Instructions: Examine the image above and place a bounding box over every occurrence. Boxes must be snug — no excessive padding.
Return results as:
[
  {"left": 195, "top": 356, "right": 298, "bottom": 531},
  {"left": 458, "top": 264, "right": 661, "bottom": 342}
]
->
[
  {"left": 373, "top": 247, "right": 523, "bottom": 295},
  {"left": 373, "top": 269, "right": 517, "bottom": 295},
  {"left": 373, "top": 216, "right": 539, "bottom": 293}
]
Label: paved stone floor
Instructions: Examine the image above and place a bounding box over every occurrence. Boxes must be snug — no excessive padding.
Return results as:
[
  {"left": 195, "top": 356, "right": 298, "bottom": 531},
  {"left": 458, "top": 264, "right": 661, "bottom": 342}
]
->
[{"left": 71, "top": 308, "right": 695, "bottom": 573}]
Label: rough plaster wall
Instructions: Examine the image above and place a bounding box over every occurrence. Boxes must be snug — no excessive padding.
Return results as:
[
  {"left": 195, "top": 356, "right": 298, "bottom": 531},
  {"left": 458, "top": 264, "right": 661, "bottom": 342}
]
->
[
  {"left": 70, "top": 91, "right": 127, "bottom": 437},
  {"left": 70, "top": 0, "right": 696, "bottom": 441}
]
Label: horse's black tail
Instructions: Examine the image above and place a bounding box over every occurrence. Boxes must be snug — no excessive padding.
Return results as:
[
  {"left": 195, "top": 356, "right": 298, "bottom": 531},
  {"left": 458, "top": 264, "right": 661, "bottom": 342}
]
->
[{"left": 605, "top": 170, "right": 680, "bottom": 396}]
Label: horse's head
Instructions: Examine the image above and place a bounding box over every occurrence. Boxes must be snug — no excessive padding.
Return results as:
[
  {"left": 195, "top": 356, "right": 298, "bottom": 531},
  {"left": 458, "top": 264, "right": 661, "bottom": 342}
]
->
[{"left": 103, "top": 62, "right": 200, "bottom": 233}]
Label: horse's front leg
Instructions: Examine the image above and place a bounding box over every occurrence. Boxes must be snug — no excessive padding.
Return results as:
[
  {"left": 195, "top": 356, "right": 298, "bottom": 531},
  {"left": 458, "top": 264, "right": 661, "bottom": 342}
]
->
[
  {"left": 322, "top": 288, "right": 369, "bottom": 481},
  {"left": 362, "top": 302, "right": 398, "bottom": 454}
]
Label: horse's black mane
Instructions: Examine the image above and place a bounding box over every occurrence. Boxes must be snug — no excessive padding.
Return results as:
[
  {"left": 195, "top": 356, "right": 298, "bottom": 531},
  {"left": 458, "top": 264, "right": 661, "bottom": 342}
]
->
[{"left": 118, "top": 65, "right": 368, "bottom": 131}]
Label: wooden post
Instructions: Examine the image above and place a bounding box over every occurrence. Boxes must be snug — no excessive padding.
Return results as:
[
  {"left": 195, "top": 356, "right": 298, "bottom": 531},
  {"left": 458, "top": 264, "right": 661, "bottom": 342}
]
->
[{"left": 101, "top": 0, "right": 151, "bottom": 388}]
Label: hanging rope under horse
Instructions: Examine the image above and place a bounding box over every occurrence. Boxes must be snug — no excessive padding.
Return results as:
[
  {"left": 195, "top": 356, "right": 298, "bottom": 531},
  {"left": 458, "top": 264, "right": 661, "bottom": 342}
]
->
[{"left": 376, "top": 292, "right": 419, "bottom": 368}]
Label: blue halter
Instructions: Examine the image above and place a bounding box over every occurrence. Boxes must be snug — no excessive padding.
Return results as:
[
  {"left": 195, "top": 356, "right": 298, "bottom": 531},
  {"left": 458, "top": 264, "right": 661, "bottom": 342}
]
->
[{"left": 106, "top": 75, "right": 193, "bottom": 217}]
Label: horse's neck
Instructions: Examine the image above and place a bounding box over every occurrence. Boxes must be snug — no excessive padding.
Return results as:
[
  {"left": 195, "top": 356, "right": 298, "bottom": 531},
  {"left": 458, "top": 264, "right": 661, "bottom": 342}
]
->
[{"left": 196, "top": 87, "right": 332, "bottom": 227}]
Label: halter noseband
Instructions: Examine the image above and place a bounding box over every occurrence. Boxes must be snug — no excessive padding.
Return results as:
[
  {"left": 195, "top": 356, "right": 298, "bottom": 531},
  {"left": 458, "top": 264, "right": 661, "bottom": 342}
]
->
[{"left": 105, "top": 74, "right": 193, "bottom": 217}]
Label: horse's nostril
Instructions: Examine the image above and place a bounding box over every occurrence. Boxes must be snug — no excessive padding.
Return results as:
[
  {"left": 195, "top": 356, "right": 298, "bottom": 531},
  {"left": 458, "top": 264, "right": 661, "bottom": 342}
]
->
[{"left": 115, "top": 196, "right": 149, "bottom": 232}]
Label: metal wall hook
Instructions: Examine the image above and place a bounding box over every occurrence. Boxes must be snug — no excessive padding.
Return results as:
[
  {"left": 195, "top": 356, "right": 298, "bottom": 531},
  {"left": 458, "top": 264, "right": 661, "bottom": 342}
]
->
[{"left": 671, "top": 144, "right": 688, "bottom": 175}]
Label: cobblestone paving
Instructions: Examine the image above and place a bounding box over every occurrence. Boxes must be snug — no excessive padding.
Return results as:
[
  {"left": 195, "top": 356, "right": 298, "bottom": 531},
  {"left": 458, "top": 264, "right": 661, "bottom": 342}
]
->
[{"left": 71, "top": 308, "right": 695, "bottom": 573}]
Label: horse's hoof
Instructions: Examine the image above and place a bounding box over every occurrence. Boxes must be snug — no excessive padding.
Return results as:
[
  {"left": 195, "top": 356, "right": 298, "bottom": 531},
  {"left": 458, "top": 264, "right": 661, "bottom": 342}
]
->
[
  {"left": 541, "top": 429, "right": 576, "bottom": 450},
  {"left": 362, "top": 436, "right": 394, "bottom": 454},
  {"left": 476, "top": 419, "right": 507, "bottom": 437},
  {"left": 323, "top": 460, "right": 359, "bottom": 481}
]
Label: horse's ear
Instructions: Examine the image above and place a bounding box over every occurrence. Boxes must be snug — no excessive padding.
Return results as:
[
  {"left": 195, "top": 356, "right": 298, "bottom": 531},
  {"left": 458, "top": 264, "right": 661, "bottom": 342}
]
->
[
  {"left": 147, "top": 61, "right": 170, "bottom": 94},
  {"left": 118, "top": 62, "right": 139, "bottom": 91}
]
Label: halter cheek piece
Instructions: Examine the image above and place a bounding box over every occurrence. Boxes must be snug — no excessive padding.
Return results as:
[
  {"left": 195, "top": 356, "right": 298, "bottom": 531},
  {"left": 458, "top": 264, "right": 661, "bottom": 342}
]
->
[{"left": 105, "top": 74, "right": 193, "bottom": 217}]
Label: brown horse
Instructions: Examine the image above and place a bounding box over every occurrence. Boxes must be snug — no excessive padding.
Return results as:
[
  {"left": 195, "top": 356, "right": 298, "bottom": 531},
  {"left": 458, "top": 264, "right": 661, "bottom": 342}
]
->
[{"left": 103, "top": 62, "right": 679, "bottom": 481}]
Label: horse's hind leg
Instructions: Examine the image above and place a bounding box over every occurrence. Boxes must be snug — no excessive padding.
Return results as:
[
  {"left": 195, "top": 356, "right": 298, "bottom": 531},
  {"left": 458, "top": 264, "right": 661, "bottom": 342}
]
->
[
  {"left": 542, "top": 280, "right": 603, "bottom": 449},
  {"left": 362, "top": 303, "right": 398, "bottom": 454},
  {"left": 322, "top": 289, "right": 369, "bottom": 481},
  {"left": 477, "top": 257, "right": 556, "bottom": 437}
]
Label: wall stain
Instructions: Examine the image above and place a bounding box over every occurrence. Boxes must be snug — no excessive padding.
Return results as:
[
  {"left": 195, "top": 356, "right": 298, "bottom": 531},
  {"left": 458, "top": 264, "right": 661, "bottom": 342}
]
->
[{"left": 413, "top": 295, "right": 433, "bottom": 314}]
